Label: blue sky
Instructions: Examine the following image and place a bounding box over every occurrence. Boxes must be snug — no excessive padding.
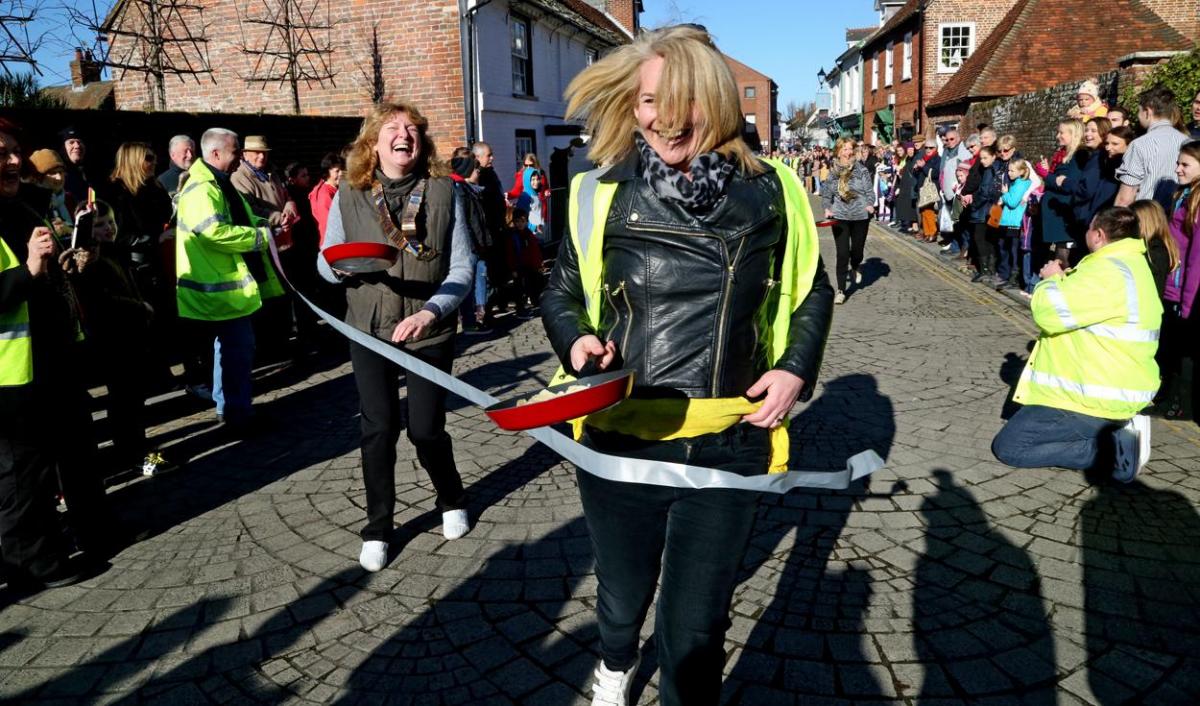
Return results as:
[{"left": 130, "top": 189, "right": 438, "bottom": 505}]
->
[
  {"left": 642, "top": 0, "right": 880, "bottom": 110},
  {"left": 24, "top": 0, "right": 880, "bottom": 112}
]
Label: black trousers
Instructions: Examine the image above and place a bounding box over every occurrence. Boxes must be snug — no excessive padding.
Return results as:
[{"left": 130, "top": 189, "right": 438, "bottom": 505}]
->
[
  {"left": 831, "top": 218, "right": 869, "bottom": 292},
  {"left": 92, "top": 336, "right": 148, "bottom": 465},
  {"left": 973, "top": 221, "right": 996, "bottom": 274},
  {"left": 578, "top": 424, "right": 768, "bottom": 706},
  {"left": 350, "top": 338, "right": 465, "bottom": 542}
]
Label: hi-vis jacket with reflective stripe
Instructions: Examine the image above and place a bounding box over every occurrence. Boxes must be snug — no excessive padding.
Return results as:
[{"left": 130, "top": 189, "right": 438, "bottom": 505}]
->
[
  {"left": 1015, "top": 236, "right": 1162, "bottom": 420},
  {"left": 175, "top": 160, "right": 274, "bottom": 321},
  {"left": 0, "top": 235, "right": 32, "bottom": 386}
]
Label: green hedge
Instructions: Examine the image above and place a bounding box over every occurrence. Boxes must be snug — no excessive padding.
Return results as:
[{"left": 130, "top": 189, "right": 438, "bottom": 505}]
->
[{"left": 1119, "top": 50, "right": 1200, "bottom": 116}]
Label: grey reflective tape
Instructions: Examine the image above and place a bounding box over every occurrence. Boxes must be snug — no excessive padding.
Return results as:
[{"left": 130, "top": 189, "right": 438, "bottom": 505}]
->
[
  {"left": 177, "top": 274, "right": 256, "bottom": 293},
  {"left": 1110, "top": 259, "right": 1139, "bottom": 325},
  {"left": 178, "top": 180, "right": 206, "bottom": 198},
  {"left": 1027, "top": 369, "right": 1155, "bottom": 404},
  {"left": 0, "top": 322, "right": 31, "bottom": 340},
  {"left": 1043, "top": 282, "right": 1078, "bottom": 330},
  {"left": 191, "top": 213, "right": 229, "bottom": 234},
  {"left": 255, "top": 227, "right": 267, "bottom": 250},
  {"left": 265, "top": 238, "right": 882, "bottom": 493},
  {"left": 574, "top": 170, "right": 601, "bottom": 260},
  {"left": 1084, "top": 324, "right": 1160, "bottom": 343}
]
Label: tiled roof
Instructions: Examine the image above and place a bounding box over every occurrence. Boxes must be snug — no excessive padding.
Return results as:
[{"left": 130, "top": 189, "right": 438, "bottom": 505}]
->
[
  {"left": 40, "top": 81, "right": 115, "bottom": 110},
  {"left": 927, "top": 0, "right": 1194, "bottom": 110},
  {"left": 723, "top": 54, "right": 772, "bottom": 83},
  {"left": 846, "top": 26, "right": 877, "bottom": 42},
  {"left": 861, "top": 0, "right": 920, "bottom": 49},
  {"left": 557, "top": 0, "right": 631, "bottom": 41}
]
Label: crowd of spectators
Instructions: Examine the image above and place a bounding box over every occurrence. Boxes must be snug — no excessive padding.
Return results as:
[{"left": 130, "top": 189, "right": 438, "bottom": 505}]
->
[{"left": 0, "top": 114, "right": 564, "bottom": 591}]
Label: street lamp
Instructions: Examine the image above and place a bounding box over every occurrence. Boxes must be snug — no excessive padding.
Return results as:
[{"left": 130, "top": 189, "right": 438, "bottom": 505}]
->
[{"left": 817, "top": 67, "right": 827, "bottom": 86}]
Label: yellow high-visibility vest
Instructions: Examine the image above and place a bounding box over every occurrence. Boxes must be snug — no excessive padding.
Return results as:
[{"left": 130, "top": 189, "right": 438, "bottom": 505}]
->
[
  {"left": 1015, "top": 236, "right": 1162, "bottom": 419},
  {"left": 0, "top": 236, "right": 33, "bottom": 387}
]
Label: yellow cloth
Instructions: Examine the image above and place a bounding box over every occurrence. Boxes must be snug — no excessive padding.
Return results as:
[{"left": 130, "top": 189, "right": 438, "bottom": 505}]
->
[{"left": 576, "top": 398, "right": 790, "bottom": 474}]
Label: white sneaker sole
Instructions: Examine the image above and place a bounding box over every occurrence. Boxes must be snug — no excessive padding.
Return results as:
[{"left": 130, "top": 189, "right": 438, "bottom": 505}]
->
[
  {"left": 1131, "top": 414, "right": 1151, "bottom": 473},
  {"left": 442, "top": 509, "right": 470, "bottom": 540},
  {"left": 359, "top": 541, "right": 388, "bottom": 572}
]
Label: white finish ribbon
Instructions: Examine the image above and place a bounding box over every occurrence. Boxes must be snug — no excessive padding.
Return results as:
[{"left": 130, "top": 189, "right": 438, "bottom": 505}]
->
[{"left": 277, "top": 242, "right": 881, "bottom": 492}]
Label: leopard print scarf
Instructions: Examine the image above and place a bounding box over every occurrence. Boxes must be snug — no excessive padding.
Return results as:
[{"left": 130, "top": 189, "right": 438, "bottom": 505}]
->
[{"left": 634, "top": 131, "right": 735, "bottom": 212}]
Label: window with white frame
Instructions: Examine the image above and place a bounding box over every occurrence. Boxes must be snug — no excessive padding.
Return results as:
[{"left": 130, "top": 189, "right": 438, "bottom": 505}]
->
[
  {"left": 938, "top": 23, "right": 974, "bottom": 73},
  {"left": 745, "top": 85, "right": 756, "bottom": 99},
  {"left": 511, "top": 15, "right": 533, "bottom": 95},
  {"left": 745, "top": 113, "right": 757, "bottom": 124},
  {"left": 885, "top": 41, "right": 894, "bottom": 87},
  {"left": 586, "top": 47, "right": 598, "bottom": 66},
  {"left": 902, "top": 32, "right": 913, "bottom": 81},
  {"left": 871, "top": 54, "right": 878, "bottom": 91}
]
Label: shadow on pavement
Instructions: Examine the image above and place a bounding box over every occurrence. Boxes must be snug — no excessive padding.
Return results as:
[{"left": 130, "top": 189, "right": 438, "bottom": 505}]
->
[
  {"left": 855, "top": 256, "right": 891, "bottom": 291},
  {"left": 1081, "top": 481, "right": 1200, "bottom": 703},
  {"left": 448, "top": 351, "right": 554, "bottom": 412},
  {"left": 718, "top": 373, "right": 896, "bottom": 704},
  {"left": 913, "top": 469, "right": 1056, "bottom": 703},
  {"left": 4, "top": 444, "right": 570, "bottom": 703}
]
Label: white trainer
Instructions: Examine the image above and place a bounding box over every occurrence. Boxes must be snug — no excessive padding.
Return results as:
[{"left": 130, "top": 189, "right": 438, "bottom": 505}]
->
[
  {"left": 359, "top": 540, "right": 388, "bottom": 572},
  {"left": 442, "top": 509, "right": 470, "bottom": 540},
  {"left": 590, "top": 656, "right": 639, "bottom": 706},
  {"left": 834, "top": 290, "right": 846, "bottom": 305},
  {"left": 1112, "top": 415, "right": 1151, "bottom": 483}
]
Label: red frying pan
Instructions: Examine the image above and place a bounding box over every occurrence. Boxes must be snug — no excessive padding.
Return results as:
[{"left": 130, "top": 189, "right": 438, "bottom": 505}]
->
[
  {"left": 322, "top": 242, "right": 400, "bottom": 273},
  {"left": 486, "top": 369, "right": 635, "bottom": 431}
]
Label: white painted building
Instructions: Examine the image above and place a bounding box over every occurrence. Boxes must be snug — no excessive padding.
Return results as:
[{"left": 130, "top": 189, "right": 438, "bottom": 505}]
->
[{"left": 464, "top": 0, "right": 637, "bottom": 190}]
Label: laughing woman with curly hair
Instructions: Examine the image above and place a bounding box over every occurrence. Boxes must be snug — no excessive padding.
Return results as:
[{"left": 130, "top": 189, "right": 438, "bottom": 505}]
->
[{"left": 317, "top": 102, "right": 477, "bottom": 572}]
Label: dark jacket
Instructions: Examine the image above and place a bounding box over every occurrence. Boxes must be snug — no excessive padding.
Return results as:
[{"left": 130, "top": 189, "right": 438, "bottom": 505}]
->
[
  {"left": 541, "top": 151, "right": 834, "bottom": 401},
  {"left": 911, "top": 154, "right": 941, "bottom": 206},
  {"left": 1146, "top": 237, "right": 1170, "bottom": 298},
  {"left": 1041, "top": 152, "right": 1087, "bottom": 245},
  {"left": 1075, "top": 151, "right": 1121, "bottom": 223},
  {"left": 968, "top": 162, "right": 1000, "bottom": 224},
  {"left": 157, "top": 164, "right": 186, "bottom": 197}
]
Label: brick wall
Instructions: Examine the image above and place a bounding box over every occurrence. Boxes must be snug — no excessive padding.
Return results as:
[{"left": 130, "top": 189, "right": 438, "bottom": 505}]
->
[
  {"left": 606, "top": 0, "right": 639, "bottom": 35},
  {"left": 863, "top": 20, "right": 922, "bottom": 144},
  {"left": 1139, "top": 0, "right": 1200, "bottom": 41},
  {"left": 108, "top": 0, "right": 467, "bottom": 157},
  {"left": 4, "top": 106, "right": 363, "bottom": 178},
  {"left": 725, "top": 57, "right": 776, "bottom": 152},
  {"left": 921, "top": 0, "right": 1020, "bottom": 125},
  {"left": 961, "top": 71, "right": 1120, "bottom": 159}
]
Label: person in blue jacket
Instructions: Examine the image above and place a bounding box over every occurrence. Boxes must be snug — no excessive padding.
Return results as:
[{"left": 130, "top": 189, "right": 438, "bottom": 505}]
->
[
  {"left": 996, "top": 159, "right": 1033, "bottom": 290},
  {"left": 1040, "top": 119, "right": 1088, "bottom": 266},
  {"left": 967, "top": 145, "right": 1002, "bottom": 282}
]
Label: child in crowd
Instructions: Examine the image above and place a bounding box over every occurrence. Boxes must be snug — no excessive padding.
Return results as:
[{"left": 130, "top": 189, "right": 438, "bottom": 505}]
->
[
  {"left": 28, "top": 148, "right": 75, "bottom": 242},
  {"left": 997, "top": 159, "right": 1033, "bottom": 291},
  {"left": 504, "top": 208, "right": 544, "bottom": 319},
  {"left": 1161, "top": 143, "right": 1200, "bottom": 421},
  {"left": 514, "top": 168, "right": 548, "bottom": 242},
  {"left": 951, "top": 162, "right": 972, "bottom": 272}
]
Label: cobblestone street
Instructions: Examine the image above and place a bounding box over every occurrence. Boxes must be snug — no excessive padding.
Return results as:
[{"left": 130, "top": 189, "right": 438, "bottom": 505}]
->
[{"left": 2, "top": 223, "right": 1199, "bottom": 705}]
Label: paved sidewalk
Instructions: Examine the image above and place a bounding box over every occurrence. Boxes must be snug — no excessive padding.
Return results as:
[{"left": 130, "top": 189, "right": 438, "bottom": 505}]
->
[{"left": 1, "top": 222, "right": 1198, "bottom": 705}]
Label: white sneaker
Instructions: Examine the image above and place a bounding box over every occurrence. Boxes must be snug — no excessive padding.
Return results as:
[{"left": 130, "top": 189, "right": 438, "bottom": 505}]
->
[
  {"left": 1112, "top": 415, "right": 1151, "bottom": 483},
  {"left": 590, "top": 656, "right": 639, "bottom": 706},
  {"left": 834, "top": 290, "right": 846, "bottom": 305},
  {"left": 854, "top": 269, "right": 863, "bottom": 285},
  {"left": 359, "top": 540, "right": 388, "bottom": 572},
  {"left": 442, "top": 509, "right": 470, "bottom": 540}
]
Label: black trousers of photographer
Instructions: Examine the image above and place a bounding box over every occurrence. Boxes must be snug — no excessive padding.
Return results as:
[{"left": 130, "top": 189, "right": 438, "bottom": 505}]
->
[{"left": 350, "top": 338, "right": 466, "bottom": 542}]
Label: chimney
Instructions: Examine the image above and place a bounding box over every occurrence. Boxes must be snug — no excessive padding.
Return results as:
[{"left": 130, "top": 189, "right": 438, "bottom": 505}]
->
[{"left": 69, "top": 48, "right": 102, "bottom": 89}]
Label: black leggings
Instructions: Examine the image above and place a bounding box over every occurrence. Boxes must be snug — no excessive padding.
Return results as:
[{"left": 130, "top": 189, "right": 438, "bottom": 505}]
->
[
  {"left": 350, "top": 337, "right": 465, "bottom": 542},
  {"left": 831, "top": 218, "right": 869, "bottom": 291}
]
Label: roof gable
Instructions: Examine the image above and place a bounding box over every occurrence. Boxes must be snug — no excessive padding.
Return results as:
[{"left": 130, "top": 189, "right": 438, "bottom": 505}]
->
[{"left": 928, "top": 0, "right": 1194, "bottom": 109}]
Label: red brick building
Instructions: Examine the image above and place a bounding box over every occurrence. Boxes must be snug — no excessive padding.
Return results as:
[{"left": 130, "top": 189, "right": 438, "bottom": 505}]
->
[
  {"left": 101, "top": 0, "right": 638, "bottom": 176},
  {"left": 723, "top": 54, "right": 779, "bottom": 152},
  {"left": 857, "top": 0, "right": 1023, "bottom": 143},
  {"left": 925, "top": 0, "right": 1195, "bottom": 121}
]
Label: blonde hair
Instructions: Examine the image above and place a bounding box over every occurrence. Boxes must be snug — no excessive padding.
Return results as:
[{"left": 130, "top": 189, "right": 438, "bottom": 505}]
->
[
  {"left": 998, "top": 134, "right": 1017, "bottom": 151},
  {"left": 109, "top": 142, "right": 155, "bottom": 194},
  {"left": 521, "top": 152, "right": 541, "bottom": 170},
  {"left": 564, "top": 24, "right": 762, "bottom": 174},
  {"left": 346, "top": 101, "right": 448, "bottom": 190},
  {"left": 1131, "top": 199, "right": 1180, "bottom": 272},
  {"left": 1059, "top": 119, "right": 1084, "bottom": 164},
  {"left": 1008, "top": 158, "right": 1031, "bottom": 180}
]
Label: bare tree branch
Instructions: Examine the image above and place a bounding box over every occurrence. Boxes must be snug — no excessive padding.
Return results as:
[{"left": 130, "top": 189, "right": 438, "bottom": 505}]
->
[
  {"left": 0, "top": 0, "right": 48, "bottom": 76},
  {"left": 237, "top": 0, "right": 336, "bottom": 114}
]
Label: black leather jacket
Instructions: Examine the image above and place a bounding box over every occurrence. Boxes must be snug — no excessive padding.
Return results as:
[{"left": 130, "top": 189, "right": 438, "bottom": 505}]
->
[{"left": 541, "top": 152, "right": 834, "bottom": 401}]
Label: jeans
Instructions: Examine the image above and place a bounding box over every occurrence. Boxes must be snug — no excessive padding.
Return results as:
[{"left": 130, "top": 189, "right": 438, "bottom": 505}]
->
[
  {"left": 831, "top": 218, "right": 869, "bottom": 291},
  {"left": 577, "top": 424, "right": 768, "bottom": 706},
  {"left": 997, "top": 227, "right": 1020, "bottom": 282},
  {"left": 1022, "top": 249, "right": 1040, "bottom": 292},
  {"left": 209, "top": 316, "right": 256, "bottom": 423},
  {"left": 460, "top": 260, "right": 489, "bottom": 322},
  {"left": 992, "top": 404, "right": 1125, "bottom": 470},
  {"left": 350, "top": 338, "right": 465, "bottom": 542}
]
